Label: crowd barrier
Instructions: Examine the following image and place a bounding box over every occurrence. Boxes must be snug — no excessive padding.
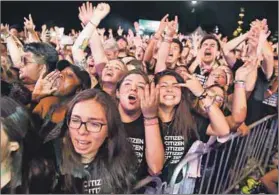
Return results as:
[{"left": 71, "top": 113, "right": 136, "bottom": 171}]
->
[{"left": 169, "top": 114, "right": 278, "bottom": 194}]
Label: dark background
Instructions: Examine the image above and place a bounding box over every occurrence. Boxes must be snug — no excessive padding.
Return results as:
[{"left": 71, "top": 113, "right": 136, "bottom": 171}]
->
[{"left": 1, "top": 1, "right": 278, "bottom": 38}]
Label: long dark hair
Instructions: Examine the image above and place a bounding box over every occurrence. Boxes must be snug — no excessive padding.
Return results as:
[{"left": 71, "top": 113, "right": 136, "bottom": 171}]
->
[
  {"left": 154, "top": 70, "right": 197, "bottom": 142},
  {"left": 0, "top": 96, "right": 34, "bottom": 193},
  {"left": 60, "top": 89, "right": 136, "bottom": 193}
]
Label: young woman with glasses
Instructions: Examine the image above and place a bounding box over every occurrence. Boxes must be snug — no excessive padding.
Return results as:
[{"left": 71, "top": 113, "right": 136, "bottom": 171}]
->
[{"left": 53, "top": 89, "right": 137, "bottom": 194}]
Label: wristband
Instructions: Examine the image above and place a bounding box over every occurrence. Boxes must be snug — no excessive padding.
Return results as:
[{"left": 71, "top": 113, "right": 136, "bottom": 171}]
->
[
  {"left": 234, "top": 80, "right": 246, "bottom": 88},
  {"left": 89, "top": 18, "right": 100, "bottom": 28},
  {"left": 144, "top": 118, "right": 159, "bottom": 126},
  {"left": 234, "top": 80, "right": 245, "bottom": 87},
  {"left": 234, "top": 83, "right": 246, "bottom": 88},
  {"left": 233, "top": 80, "right": 245, "bottom": 84}
]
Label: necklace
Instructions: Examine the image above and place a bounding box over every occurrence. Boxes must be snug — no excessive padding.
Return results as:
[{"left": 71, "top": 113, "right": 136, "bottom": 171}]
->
[{"left": 163, "top": 119, "right": 174, "bottom": 135}]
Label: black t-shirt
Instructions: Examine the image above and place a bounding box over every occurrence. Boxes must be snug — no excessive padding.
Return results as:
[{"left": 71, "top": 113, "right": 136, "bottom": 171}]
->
[
  {"left": 159, "top": 121, "right": 197, "bottom": 184},
  {"left": 83, "top": 164, "right": 104, "bottom": 194},
  {"left": 123, "top": 115, "right": 148, "bottom": 180},
  {"left": 55, "top": 162, "right": 111, "bottom": 194},
  {"left": 192, "top": 66, "right": 209, "bottom": 86}
]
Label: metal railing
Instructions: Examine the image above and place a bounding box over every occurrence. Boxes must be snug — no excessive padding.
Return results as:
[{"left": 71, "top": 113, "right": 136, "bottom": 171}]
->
[{"left": 169, "top": 114, "right": 278, "bottom": 194}]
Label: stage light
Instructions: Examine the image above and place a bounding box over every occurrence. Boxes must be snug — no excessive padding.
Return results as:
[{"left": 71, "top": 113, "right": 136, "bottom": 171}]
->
[
  {"left": 191, "top": 1, "right": 197, "bottom": 5},
  {"left": 238, "top": 21, "right": 243, "bottom": 25}
]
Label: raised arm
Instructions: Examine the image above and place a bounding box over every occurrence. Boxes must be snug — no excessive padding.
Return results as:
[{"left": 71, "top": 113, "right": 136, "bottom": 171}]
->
[
  {"left": 139, "top": 82, "right": 164, "bottom": 175},
  {"left": 188, "top": 52, "right": 201, "bottom": 74},
  {"left": 88, "top": 29, "right": 108, "bottom": 77},
  {"left": 260, "top": 34, "right": 274, "bottom": 80},
  {"left": 72, "top": 2, "right": 95, "bottom": 67},
  {"left": 24, "top": 14, "right": 40, "bottom": 43},
  {"left": 155, "top": 37, "right": 170, "bottom": 73},
  {"left": 143, "top": 36, "right": 158, "bottom": 63},
  {"left": 177, "top": 73, "right": 230, "bottom": 137},
  {"left": 40, "top": 24, "right": 50, "bottom": 43},
  {"left": 88, "top": 3, "right": 111, "bottom": 77},
  {"left": 205, "top": 98, "right": 230, "bottom": 136},
  {"left": 108, "top": 28, "right": 113, "bottom": 39},
  {"left": 1, "top": 24, "right": 23, "bottom": 68},
  {"left": 155, "top": 15, "right": 178, "bottom": 74},
  {"left": 251, "top": 19, "right": 274, "bottom": 80},
  {"left": 232, "top": 59, "right": 257, "bottom": 125},
  {"left": 222, "top": 32, "right": 249, "bottom": 67},
  {"left": 143, "top": 15, "right": 168, "bottom": 63}
]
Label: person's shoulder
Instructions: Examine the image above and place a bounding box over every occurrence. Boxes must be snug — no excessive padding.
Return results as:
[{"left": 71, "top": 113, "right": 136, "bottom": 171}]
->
[
  {"left": 33, "top": 96, "right": 60, "bottom": 117},
  {"left": 40, "top": 96, "right": 60, "bottom": 104}
]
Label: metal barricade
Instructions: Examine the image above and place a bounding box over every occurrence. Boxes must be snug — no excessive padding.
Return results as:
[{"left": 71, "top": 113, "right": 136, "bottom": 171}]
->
[{"left": 169, "top": 114, "right": 278, "bottom": 194}]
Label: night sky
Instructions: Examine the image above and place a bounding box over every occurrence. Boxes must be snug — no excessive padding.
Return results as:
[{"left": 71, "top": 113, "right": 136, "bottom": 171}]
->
[{"left": 1, "top": 1, "right": 278, "bottom": 38}]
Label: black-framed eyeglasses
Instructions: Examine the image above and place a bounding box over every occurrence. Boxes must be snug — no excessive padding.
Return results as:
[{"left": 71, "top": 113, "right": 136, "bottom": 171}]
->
[{"left": 68, "top": 117, "right": 107, "bottom": 133}]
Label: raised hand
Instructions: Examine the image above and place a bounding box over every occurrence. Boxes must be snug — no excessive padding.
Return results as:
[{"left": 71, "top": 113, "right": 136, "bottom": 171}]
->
[
  {"left": 235, "top": 58, "right": 257, "bottom": 81},
  {"left": 93, "top": 2, "right": 110, "bottom": 21},
  {"left": 0, "top": 23, "right": 9, "bottom": 36},
  {"left": 165, "top": 15, "right": 178, "bottom": 37},
  {"left": 54, "top": 26, "right": 62, "bottom": 40},
  {"left": 157, "top": 14, "right": 169, "bottom": 35},
  {"left": 32, "top": 66, "right": 60, "bottom": 101},
  {"left": 41, "top": 24, "right": 47, "bottom": 32},
  {"left": 78, "top": 2, "right": 94, "bottom": 25},
  {"left": 117, "top": 26, "right": 123, "bottom": 36},
  {"left": 175, "top": 72, "right": 204, "bottom": 97},
  {"left": 24, "top": 14, "right": 35, "bottom": 31},
  {"left": 138, "top": 82, "right": 160, "bottom": 118},
  {"left": 191, "top": 32, "right": 203, "bottom": 47}
]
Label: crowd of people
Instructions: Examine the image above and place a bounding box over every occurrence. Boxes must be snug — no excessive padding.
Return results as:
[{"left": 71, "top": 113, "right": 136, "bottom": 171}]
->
[{"left": 1, "top": 2, "right": 278, "bottom": 194}]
